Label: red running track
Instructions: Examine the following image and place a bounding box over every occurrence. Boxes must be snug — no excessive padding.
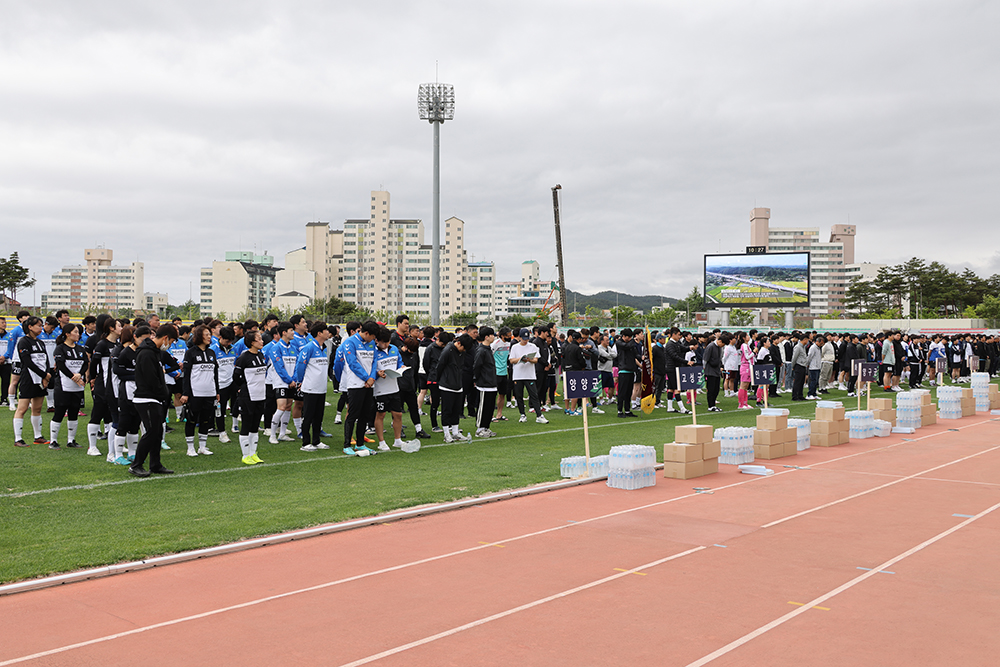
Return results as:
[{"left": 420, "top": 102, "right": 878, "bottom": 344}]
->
[{"left": 1, "top": 415, "right": 999, "bottom": 666}]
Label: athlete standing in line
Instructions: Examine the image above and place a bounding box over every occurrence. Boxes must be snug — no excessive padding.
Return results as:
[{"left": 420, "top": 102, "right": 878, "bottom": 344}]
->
[{"left": 13, "top": 317, "right": 51, "bottom": 447}]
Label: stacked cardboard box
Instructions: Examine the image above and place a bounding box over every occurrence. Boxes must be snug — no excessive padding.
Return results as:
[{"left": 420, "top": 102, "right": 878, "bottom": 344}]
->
[
  {"left": 917, "top": 392, "right": 937, "bottom": 426},
  {"left": 663, "top": 425, "right": 721, "bottom": 479},
  {"left": 869, "top": 398, "right": 896, "bottom": 427},
  {"left": 811, "top": 405, "right": 850, "bottom": 447},
  {"left": 961, "top": 387, "right": 976, "bottom": 417},
  {"left": 990, "top": 384, "right": 1000, "bottom": 410},
  {"left": 753, "top": 414, "right": 797, "bottom": 460}
]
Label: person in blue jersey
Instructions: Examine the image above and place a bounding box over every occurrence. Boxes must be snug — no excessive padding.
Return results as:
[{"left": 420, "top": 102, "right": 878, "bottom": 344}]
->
[
  {"left": 266, "top": 322, "right": 299, "bottom": 444},
  {"left": 49, "top": 324, "right": 88, "bottom": 448},
  {"left": 38, "top": 316, "right": 60, "bottom": 412},
  {"left": 0, "top": 316, "right": 10, "bottom": 406},
  {"left": 5, "top": 310, "right": 31, "bottom": 410},
  {"left": 181, "top": 324, "right": 220, "bottom": 457},
  {"left": 288, "top": 314, "right": 310, "bottom": 438},
  {"left": 293, "top": 321, "right": 333, "bottom": 452},
  {"left": 166, "top": 326, "right": 189, "bottom": 428},
  {"left": 13, "top": 317, "right": 51, "bottom": 447},
  {"left": 210, "top": 327, "right": 237, "bottom": 443},
  {"left": 337, "top": 320, "right": 379, "bottom": 456},
  {"left": 234, "top": 330, "right": 269, "bottom": 465},
  {"left": 79, "top": 315, "right": 96, "bottom": 351},
  {"left": 330, "top": 321, "right": 361, "bottom": 426},
  {"left": 372, "top": 327, "right": 406, "bottom": 451}
]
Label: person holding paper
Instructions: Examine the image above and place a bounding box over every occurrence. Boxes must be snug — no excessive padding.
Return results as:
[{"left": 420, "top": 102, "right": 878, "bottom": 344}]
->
[
  {"left": 509, "top": 328, "right": 548, "bottom": 424},
  {"left": 372, "top": 327, "right": 406, "bottom": 451}
]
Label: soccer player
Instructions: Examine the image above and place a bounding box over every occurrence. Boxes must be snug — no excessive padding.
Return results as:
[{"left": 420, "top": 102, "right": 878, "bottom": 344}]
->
[
  {"left": 181, "top": 325, "right": 219, "bottom": 457},
  {"left": 266, "top": 322, "right": 298, "bottom": 444},
  {"left": 372, "top": 327, "right": 406, "bottom": 451},
  {"left": 336, "top": 321, "right": 378, "bottom": 455},
  {"left": 234, "top": 330, "right": 269, "bottom": 465},
  {"left": 210, "top": 327, "right": 237, "bottom": 443},
  {"left": 128, "top": 325, "right": 178, "bottom": 477},
  {"left": 49, "top": 324, "right": 88, "bottom": 448},
  {"left": 13, "top": 317, "right": 51, "bottom": 447},
  {"left": 294, "top": 322, "right": 333, "bottom": 452}
]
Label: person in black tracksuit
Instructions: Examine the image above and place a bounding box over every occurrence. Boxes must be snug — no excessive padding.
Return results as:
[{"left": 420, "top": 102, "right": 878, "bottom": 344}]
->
[
  {"left": 531, "top": 328, "right": 552, "bottom": 408},
  {"left": 438, "top": 334, "right": 471, "bottom": 442},
  {"left": 129, "top": 326, "right": 178, "bottom": 477},
  {"left": 651, "top": 334, "right": 667, "bottom": 407},
  {"left": 423, "top": 332, "right": 448, "bottom": 432},
  {"left": 664, "top": 328, "right": 691, "bottom": 414},
  {"left": 472, "top": 327, "right": 497, "bottom": 437},
  {"left": 462, "top": 325, "right": 480, "bottom": 418},
  {"left": 397, "top": 336, "right": 429, "bottom": 439},
  {"left": 560, "top": 331, "right": 587, "bottom": 413},
  {"left": 616, "top": 328, "right": 641, "bottom": 417}
]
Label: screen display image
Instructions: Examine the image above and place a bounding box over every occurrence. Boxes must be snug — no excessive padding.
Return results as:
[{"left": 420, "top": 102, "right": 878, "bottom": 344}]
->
[{"left": 704, "top": 252, "right": 810, "bottom": 307}]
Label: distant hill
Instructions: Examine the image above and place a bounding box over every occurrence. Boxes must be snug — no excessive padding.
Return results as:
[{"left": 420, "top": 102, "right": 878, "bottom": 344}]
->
[{"left": 564, "top": 289, "right": 679, "bottom": 313}]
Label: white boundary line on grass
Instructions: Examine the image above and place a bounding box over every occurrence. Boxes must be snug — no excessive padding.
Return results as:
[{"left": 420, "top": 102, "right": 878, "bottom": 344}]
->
[{"left": 3, "top": 434, "right": 996, "bottom": 666}]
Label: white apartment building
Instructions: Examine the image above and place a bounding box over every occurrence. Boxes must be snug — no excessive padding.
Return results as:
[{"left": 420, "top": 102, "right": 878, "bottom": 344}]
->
[
  {"left": 468, "top": 262, "right": 496, "bottom": 321},
  {"left": 144, "top": 292, "right": 169, "bottom": 315},
  {"left": 492, "top": 281, "right": 521, "bottom": 319},
  {"left": 200, "top": 251, "right": 278, "bottom": 319},
  {"left": 41, "top": 248, "right": 144, "bottom": 312},
  {"left": 290, "top": 191, "right": 469, "bottom": 320},
  {"left": 749, "top": 208, "right": 856, "bottom": 316}
]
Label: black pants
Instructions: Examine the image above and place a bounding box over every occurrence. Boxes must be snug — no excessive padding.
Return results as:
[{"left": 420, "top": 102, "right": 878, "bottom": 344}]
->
[
  {"left": 808, "top": 369, "right": 820, "bottom": 397},
  {"left": 653, "top": 374, "right": 665, "bottom": 404},
  {"left": 184, "top": 396, "right": 214, "bottom": 437},
  {"left": 792, "top": 365, "right": 807, "bottom": 400},
  {"left": 0, "top": 363, "right": 10, "bottom": 402},
  {"left": 216, "top": 384, "right": 235, "bottom": 431},
  {"left": 345, "top": 387, "right": 374, "bottom": 446},
  {"left": 53, "top": 390, "right": 83, "bottom": 424},
  {"left": 547, "top": 374, "right": 557, "bottom": 404},
  {"left": 264, "top": 384, "right": 276, "bottom": 426},
  {"left": 133, "top": 401, "right": 165, "bottom": 470},
  {"left": 463, "top": 373, "right": 478, "bottom": 417},
  {"left": 617, "top": 371, "right": 635, "bottom": 414},
  {"left": 847, "top": 374, "right": 858, "bottom": 394},
  {"left": 401, "top": 390, "right": 421, "bottom": 427},
  {"left": 476, "top": 390, "right": 495, "bottom": 430},
  {"left": 513, "top": 379, "right": 541, "bottom": 416},
  {"left": 301, "top": 392, "right": 326, "bottom": 445},
  {"left": 428, "top": 384, "right": 441, "bottom": 428},
  {"left": 239, "top": 398, "right": 265, "bottom": 436},
  {"left": 705, "top": 375, "right": 720, "bottom": 408},
  {"left": 440, "top": 389, "right": 463, "bottom": 427},
  {"left": 909, "top": 363, "right": 924, "bottom": 388},
  {"left": 118, "top": 399, "right": 140, "bottom": 435}
]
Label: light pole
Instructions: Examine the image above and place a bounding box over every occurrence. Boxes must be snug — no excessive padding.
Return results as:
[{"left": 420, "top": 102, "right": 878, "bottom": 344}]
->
[
  {"left": 417, "top": 82, "right": 455, "bottom": 325},
  {"left": 551, "top": 184, "right": 567, "bottom": 326}
]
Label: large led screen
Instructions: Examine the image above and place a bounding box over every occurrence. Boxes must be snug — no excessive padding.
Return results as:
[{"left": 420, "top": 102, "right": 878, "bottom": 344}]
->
[{"left": 704, "top": 252, "right": 810, "bottom": 308}]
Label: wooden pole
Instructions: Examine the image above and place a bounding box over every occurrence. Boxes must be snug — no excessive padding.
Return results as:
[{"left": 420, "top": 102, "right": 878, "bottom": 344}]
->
[{"left": 582, "top": 396, "right": 591, "bottom": 476}]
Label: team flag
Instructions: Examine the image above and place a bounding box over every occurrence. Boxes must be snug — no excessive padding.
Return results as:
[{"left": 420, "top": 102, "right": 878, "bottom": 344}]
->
[{"left": 639, "top": 325, "right": 656, "bottom": 414}]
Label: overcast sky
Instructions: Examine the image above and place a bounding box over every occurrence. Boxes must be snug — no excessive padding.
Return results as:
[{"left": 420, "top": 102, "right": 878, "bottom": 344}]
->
[{"left": 3, "top": 0, "right": 999, "bottom": 307}]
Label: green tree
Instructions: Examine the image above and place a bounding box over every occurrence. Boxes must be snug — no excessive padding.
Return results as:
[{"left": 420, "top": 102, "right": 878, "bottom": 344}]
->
[
  {"left": 680, "top": 286, "right": 703, "bottom": 323},
  {"left": 447, "top": 311, "right": 479, "bottom": 327},
  {"left": 608, "top": 306, "right": 636, "bottom": 327},
  {"left": 646, "top": 306, "right": 677, "bottom": 328},
  {"left": 501, "top": 314, "right": 533, "bottom": 331},
  {"left": 976, "top": 294, "right": 1000, "bottom": 326},
  {"left": 0, "top": 252, "right": 35, "bottom": 311},
  {"left": 729, "top": 308, "right": 753, "bottom": 327}
]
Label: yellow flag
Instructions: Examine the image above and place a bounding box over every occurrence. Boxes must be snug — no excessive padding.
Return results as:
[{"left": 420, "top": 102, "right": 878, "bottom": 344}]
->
[{"left": 640, "top": 325, "right": 656, "bottom": 414}]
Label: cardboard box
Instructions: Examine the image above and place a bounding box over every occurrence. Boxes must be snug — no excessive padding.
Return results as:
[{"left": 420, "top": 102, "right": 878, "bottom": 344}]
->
[
  {"left": 872, "top": 409, "right": 896, "bottom": 426},
  {"left": 754, "top": 443, "right": 788, "bottom": 460},
  {"left": 810, "top": 432, "right": 837, "bottom": 448},
  {"left": 922, "top": 413, "right": 937, "bottom": 426},
  {"left": 756, "top": 414, "right": 789, "bottom": 431},
  {"left": 962, "top": 403, "right": 976, "bottom": 417},
  {"left": 989, "top": 383, "right": 999, "bottom": 395},
  {"left": 991, "top": 396, "right": 1000, "bottom": 410},
  {"left": 919, "top": 393, "right": 932, "bottom": 405},
  {"left": 702, "top": 458, "right": 719, "bottom": 475},
  {"left": 783, "top": 440, "right": 799, "bottom": 457},
  {"left": 754, "top": 427, "right": 796, "bottom": 445},
  {"left": 921, "top": 404, "right": 936, "bottom": 417},
  {"left": 838, "top": 419, "right": 852, "bottom": 433},
  {"left": 703, "top": 439, "right": 722, "bottom": 460},
  {"left": 663, "top": 442, "right": 703, "bottom": 463},
  {"left": 870, "top": 398, "right": 894, "bottom": 410},
  {"left": 816, "top": 406, "right": 846, "bottom": 421},
  {"left": 838, "top": 430, "right": 850, "bottom": 444},
  {"left": 811, "top": 420, "right": 838, "bottom": 435},
  {"left": 961, "top": 388, "right": 974, "bottom": 400},
  {"left": 674, "top": 424, "right": 714, "bottom": 445},
  {"left": 663, "top": 459, "right": 704, "bottom": 480}
]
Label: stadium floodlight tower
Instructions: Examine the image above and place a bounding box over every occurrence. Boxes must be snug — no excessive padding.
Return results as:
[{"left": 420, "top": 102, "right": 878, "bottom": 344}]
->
[{"left": 417, "top": 82, "right": 455, "bottom": 325}]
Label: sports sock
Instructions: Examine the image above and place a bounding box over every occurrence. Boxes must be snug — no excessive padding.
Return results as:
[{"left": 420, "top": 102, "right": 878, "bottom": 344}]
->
[
  {"left": 280, "top": 411, "right": 291, "bottom": 435},
  {"left": 13, "top": 417, "right": 24, "bottom": 441},
  {"left": 88, "top": 423, "right": 100, "bottom": 449},
  {"left": 293, "top": 417, "right": 303, "bottom": 436},
  {"left": 31, "top": 415, "right": 42, "bottom": 439},
  {"left": 198, "top": 433, "right": 209, "bottom": 451},
  {"left": 249, "top": 432, "right": 258, "bottom": 456},
  {"left": 49, "top": 419, "right": 61, "bottom": 443},
  {"left": 270, "top": 412, "right": 282, "bottom": 435},
  {"left": 239, "top": 435, "right": 250, "bottom": 457},
  {"left": 127, "top": 433, "right": 138, "bottom": 457},
  {"left": 114, "top": 435, "right": 126, "bottom": 459},
  {"left": 67, "top": 420, "right": 78, "bottom": 444},
  {"left": 186, "top": 436, "right": 196, "bottom": 454}
]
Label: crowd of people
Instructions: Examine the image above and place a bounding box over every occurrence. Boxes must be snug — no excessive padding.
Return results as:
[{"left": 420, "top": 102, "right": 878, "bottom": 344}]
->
[{"left": 2, "top": 307, "right": 998, "bottom": 477}]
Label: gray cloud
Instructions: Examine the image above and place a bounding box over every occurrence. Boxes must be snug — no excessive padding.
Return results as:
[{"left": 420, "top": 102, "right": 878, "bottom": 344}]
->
[{"left": 2, "top": 0, "right": 998, "bottom": 307}]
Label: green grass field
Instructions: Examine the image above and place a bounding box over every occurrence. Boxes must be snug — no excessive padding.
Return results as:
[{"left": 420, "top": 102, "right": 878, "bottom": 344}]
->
[{"left": 1, "top": 375, "right": 995, "bottom": 584}]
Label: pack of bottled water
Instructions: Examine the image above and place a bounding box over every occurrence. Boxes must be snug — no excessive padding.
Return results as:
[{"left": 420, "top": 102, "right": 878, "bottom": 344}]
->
[
  {"left": 872, "top": 419, "right": 891, "bottom": 437},
  {"left": 607, "top": 467, "right": 657, "bottom": 490},
  {"left": 560, "top": 456, "right": 588, "bottom": 478},
  {"left": 971, "top": 373, "right": 990, "bottom": 411},
  {"left": 846, "top": 410, "right": 875, "bottom": 439},
  {"left": 400, "top": 439, "right": 421, "bottom": 453},
  {"left": 787, "top": 418, "right": 812, "bottom": 450},
  {"left": 937, "top": 386, "right": 962, "bottom": 420},
  {"left": 606, "top": 445, "right": 656, "bottom": 489},
  {"left": 714, "top": 426, "right": 755, "bottom": 465},
  {"left": 760, "top": 408, "right": 789, "bottom": 416},
  {"left": 817, "top": 400, "right": 843, "bottom": 409},
  {"left": 894, "top": 392, "right": 922, "bottom": 429},
  {"left": 589, "top": 455, "right": 610, "bottom": 478}
]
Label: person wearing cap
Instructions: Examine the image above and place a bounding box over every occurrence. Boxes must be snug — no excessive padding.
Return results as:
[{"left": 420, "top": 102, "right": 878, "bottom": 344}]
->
[
  {"left": 509, "top": 328, "right": 548, "bottom": 424},
  {"left": 615, "top": 328, "right": 640, "bottom": 418},
  {"left": 651, "top": 333, "right": 667, "bottom": 408}
]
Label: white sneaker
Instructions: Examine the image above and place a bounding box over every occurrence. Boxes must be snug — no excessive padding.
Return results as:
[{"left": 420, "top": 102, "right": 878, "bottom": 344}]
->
[
  {"left": 198, "top": 446, "right": 214, "bottom": 455},
  {"left": 378, "top": 442, "right": 391, "bottom": 451},
  {"left": 838, "top": 383, "right": 847, "bottom": 390},
  {"left": 892, "top": 386, "right": 903, "bottom": 392},
  {"left": 518, "top": 414, "right": 527, "bottom": 423},
  {"left": 263, "top": 428, "right": 271, "bottom": 437},
  {"left": 443, "top": 432, "right": 456, "bottom": 443},
  {"left": 677, "top": 405, "right": 691, "bottom": 414},
  {"left": 666, "top": 404, "right": 676, "bottom": 412},
  {"left": 279, "top": 434, "right": 295, "bottom": 442},
  {"left": 218, "top": 431, "right": 230, "bottom": 444},
  {"left": 87, "top": 446, "right": 102, "bottom": 456},
  {"left": 269, "top": 434, "right": 279, "bottom": 445},
  {"left": 591, "top": 407, "right": 605, "bottom": 414},
  {"left": 187, "top": 450, "right": 199, "bottom": 457},
  {"left": 806, "top": 395, "right": 817, "bottom": 400},
  {"left": 300, "top": 444, "right": 318, "bottom": 452},
  {"left": 536, "top": 415, "right": 549, "bottom": 424},
  {"left": 106, "top": 454, "right": 116, "bottom": 463},
  {"left": 334, "top": 414, "right": 342, "bottom": 424},
  {"left": 459, "top": 431, "right": 472, "bottom": 442},
  {"left": 324, "top": 401, "right": 331, "bottom": 407},
  {"left": 314, "top": 443, "right": 330, "bottom": 450}
]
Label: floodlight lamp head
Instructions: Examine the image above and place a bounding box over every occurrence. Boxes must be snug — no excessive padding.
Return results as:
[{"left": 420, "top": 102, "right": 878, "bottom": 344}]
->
[{"left": 418, "top": 83, "right": 455, "bottom": 123}]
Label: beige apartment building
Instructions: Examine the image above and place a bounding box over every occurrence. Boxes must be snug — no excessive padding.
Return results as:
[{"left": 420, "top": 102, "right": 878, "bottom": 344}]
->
[
  {"left": 200, "top": 251, "right": 278, "bottom": 319},
  {"left": 749, "top": 208, "right": 856, "bottom": 316},
  {"left": 41, "top": 248, "right": 145, "bottom": 312}
]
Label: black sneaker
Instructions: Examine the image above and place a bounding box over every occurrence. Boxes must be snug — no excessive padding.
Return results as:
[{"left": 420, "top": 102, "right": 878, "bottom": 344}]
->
[
  {"left": 150, "top": 466, "right": 174, "bottom": 475},
  {"left": 66, "top": 441, "right": 83, "bottom": 448},
  {"left": 14, "top": 440, "right": 29, "bottom": 447},
  {"left": 49, "top": 442, "right": 62, "bottom": 450},
  {"left": 415, "top": 430, "right": 431, "bottom": 439},
  {"left": 128, "top": 466, "right": 150, "bottom": 478},
  {"left": 617, "top": 412, "right": 627, "bottom": 418}
]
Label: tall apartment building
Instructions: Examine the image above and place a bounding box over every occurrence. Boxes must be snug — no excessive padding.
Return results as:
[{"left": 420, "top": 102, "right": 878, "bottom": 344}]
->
[
  {"left": 200, "top": 251, "right": 279, "bottom": 319},
  {"left": 41, "top": 248, "right": 144, "bottom": 312},
  {"left": 749, "top": 208, "right": 856, "bottom": 315},
  {"left": 468, "top": 262, "right": 496, "bottom": 320},
  {"left": 291, "top": 190, "right": 469, "bottom": 320}
]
